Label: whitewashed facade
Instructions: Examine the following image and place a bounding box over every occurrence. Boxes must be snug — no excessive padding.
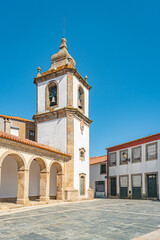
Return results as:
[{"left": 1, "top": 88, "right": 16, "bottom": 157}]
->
[
  {"left": 107, "top": 135, "right": 160, "bottom": 200},
  {"left": 90, "top": 156, "right": 107, "bottom": 197}
]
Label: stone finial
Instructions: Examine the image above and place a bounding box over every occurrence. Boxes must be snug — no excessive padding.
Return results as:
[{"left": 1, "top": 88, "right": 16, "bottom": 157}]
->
[
  {"left": 37, "top": 66, "right": 41, "bottom": 77},
  {"left": 85, "top": 75, "right": 88, "bottom": 81},
  {"left": 50, "top": 37, "right": 76, "bottom": 70},
  {"left": 59, "top": 37, "right": 68, "bottom": 50}
]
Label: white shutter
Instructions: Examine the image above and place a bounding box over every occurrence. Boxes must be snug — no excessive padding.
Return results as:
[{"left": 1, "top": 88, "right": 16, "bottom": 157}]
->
[{"left": 120, "top": 176, "right": 128, "bottom": 187}]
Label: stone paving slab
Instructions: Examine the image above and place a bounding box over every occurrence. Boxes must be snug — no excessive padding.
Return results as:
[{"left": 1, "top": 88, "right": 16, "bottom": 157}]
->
[
  {"left": 132, "top": 229, "right": 160, "bottom": 240},
  {"left": 0, "top": 199, "right": 159, "bottom": 239}
]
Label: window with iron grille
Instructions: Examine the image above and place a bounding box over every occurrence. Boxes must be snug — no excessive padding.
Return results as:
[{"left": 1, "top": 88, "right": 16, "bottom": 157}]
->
[
  {"left": 100, "top": 164, "right": 106, "bottom": 174},
  {"left": 109, "top": 152, "right": 116, "bottom": 166},
  {"left": 146, "top": 142, "right": 157, "bottom": 160},
  {"left": 132, "top": 147, "right": 141, "bottom": 162}
]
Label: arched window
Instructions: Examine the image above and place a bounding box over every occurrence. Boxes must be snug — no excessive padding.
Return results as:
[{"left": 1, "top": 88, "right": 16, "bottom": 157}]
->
[
  {"left": 78, "top": 86, "right": 84, "bottom": 112},
  {"left": 79, "top": 174, "right": 86, "bottom": 196},
  {"left": 46, "top": 81, "right": 58, "bottom": 109}
]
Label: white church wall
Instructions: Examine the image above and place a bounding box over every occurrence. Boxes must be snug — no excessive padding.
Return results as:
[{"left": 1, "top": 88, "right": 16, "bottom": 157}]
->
[
  {"left": 73, "top": 76, "right": 89, "bottom": 117},
  {"left": 50, "top": 164, "right": 57, "bottom": 196},
  {"left": 29, "top": 160, "right": 40, "bottom": 197},
  {"left": 37, "top": 117, "right": 67, "bottom": 153},
  {"left": 0, "top": 156, "right": 18, "bottom": 198},
  {"left": 37, "top": 74, "right": 67, "bottom": 114},
  {"left": 74, "top": 118, "right": 89, "bottom": 195}
]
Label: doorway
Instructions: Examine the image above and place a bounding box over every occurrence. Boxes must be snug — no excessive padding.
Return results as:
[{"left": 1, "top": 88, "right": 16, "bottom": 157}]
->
[
  {"left": 147, "top": 174, "right": 157, "bottom": 199},
  {"left": 110, "top": 177, "right": 116, "bottom": 196}
]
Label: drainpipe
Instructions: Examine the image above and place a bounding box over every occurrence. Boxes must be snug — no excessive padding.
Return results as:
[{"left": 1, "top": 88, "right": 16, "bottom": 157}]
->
[{"left": 106, "top": 148, "right": 109, "bottom": 198}]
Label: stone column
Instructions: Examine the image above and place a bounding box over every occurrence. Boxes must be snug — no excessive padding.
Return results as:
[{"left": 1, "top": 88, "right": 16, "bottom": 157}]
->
[
  {"left": 0, "top": 167, "right": 1, "bottom": 190},
  {"left": 57, "top": 173, "right": 64, "bottom": 200},
  {"left": 40, "top": 172, "right": 49, "bottom": 202},
  {"left": 17, "top": 170, "right": 29, "bottom": 205}
]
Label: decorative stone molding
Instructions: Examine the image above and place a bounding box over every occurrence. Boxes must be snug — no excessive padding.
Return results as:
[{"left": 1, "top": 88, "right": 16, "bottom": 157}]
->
[
  {"left": 79, "top": 148, "right": 86, "bottom": 161},
  {"left": 34, "top": 68, "right": 92, "bottom": 90},
  {"left": 80, "top": 120, "right": 84, "bottom": 135},
  {"left": 33, "top": 107, "right": 92, "bottom": 126}
]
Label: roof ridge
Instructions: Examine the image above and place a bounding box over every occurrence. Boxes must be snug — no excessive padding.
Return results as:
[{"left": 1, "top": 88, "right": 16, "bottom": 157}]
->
[
  {"left": 0, "top": 114, "right": 33, "bottom": 123},
  {"left": 106, "top": 132, "right": 160, "bottom": 150}
]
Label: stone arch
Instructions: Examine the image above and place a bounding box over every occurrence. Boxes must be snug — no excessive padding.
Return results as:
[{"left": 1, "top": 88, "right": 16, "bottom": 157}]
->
[
  {"left": 28, "top": 156, "right": 49, "bottom": 202},
  {"left": 0, "top": 151, "right": 28, "bottom": 204},
  {"left": 49, "top": 161, "right": 63, "bottom": 200},
  {"left": 0, "top": 150, "right": 26, "bottom": 170},
  {"left": 27, "top": 156, "right": 48, "bottom": 172}
]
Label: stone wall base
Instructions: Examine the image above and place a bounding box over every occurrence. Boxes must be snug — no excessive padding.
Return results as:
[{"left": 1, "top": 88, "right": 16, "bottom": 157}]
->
[
  {"left": 0, "top": 197, "right": 17, "bottom": 203},
  {"left": 87, "top": 188, "right": 94, "bottom": 199},
  {"left": 64, "top": 188, "right": 79, "bottom": 201}
]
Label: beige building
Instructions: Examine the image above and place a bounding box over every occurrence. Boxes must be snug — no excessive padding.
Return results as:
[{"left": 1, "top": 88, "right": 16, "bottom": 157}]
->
[{"left": 0, "top": 37, "right": 93, "bottom": 204}]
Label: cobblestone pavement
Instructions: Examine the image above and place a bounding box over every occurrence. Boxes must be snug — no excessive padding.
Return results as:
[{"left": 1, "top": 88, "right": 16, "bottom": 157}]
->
[{"left": 0, "top": 199, "right": 160, "bottom": 240}]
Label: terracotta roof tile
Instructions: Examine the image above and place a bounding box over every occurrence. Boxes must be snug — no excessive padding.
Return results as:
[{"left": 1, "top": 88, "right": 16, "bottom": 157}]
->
[
  {"left": 90, "top": 155, "right": 107, "bottom": 165},
  {"left": 0, "top": 114, "right": 33, "bottom": 123},
  {"left": 106, "top": 132, "right": 160, "bottom": 152},
  {"left": 0, "top": 131, "right": 71, "bottom": 158}
]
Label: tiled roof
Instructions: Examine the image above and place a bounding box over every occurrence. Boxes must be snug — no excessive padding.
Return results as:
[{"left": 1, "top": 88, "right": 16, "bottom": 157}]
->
[
  {"left": 106, "top": 133, "right": 160, "bottom": 152},
  {"left": 0, "top": 114, "right": 33, "bottom": 123},
  {"left": 0, "top": 131, "right": 71, "bottom": 158},
  {"left": 90, "top": 155, "right": 107, "bottom": 165}
]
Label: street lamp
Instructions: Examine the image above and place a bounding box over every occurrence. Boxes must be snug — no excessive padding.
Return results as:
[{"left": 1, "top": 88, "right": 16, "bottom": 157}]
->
[{"left": 122, "top": 152, "right": 130, "bottom": 162}]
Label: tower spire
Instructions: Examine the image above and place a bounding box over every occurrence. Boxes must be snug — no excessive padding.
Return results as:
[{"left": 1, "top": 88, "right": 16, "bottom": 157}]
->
[{"left": 63, "top": 18, "right": 65, "bottom": 38}]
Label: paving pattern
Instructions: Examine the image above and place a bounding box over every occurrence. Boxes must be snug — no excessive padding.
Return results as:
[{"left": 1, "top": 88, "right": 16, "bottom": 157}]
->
[{"left": 0, "top": 199, "right": 160, "bottom": 240}]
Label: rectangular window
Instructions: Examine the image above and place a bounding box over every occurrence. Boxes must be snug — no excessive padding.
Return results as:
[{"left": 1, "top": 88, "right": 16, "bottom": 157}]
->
[
  {"left": 10, "top": 127, "right": 19, "bottom": 136},
  {"left": 96, "top": 181, "right": 105, "bottom": 192},
  {"left": 120, "top": 150, "right": 128, "bottom": 165},
  {"left": 100, "top": 164, "right": 106, "bottom": 174},
  {"left": 109, "top": 152, "right": 116, "bottom": 166},
  {"left": 146, "top": 142, "right": 157, "bottom": 160},
  {"left": 120, "top": 176, "right": 128, "bottom": 187},
  {"left": 29, "top": 130, "right": 35, "bottom": 141},
  {"left": 132, "top": 175, "right": 141, "bottom": 187},
  {"left": 132, "top": 147, "right": 141, "bottom": 163}
]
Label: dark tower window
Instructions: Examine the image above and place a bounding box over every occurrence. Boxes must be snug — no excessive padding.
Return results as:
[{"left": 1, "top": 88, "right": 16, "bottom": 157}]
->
[
  {"left": 49, "top": 83, "right": 57, "bottom": 107},
  {"left": 29, "top": 130, "right": 35, "bottom": 141},
  {"left": 78, "top": 86, "right": 84, "bottom": 112}
]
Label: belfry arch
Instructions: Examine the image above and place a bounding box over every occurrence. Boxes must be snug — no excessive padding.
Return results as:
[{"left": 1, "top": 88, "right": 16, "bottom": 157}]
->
[
  {"left": 49, "top": 161, "right": 63, "bottom": 200},
  {"left": 0, "top": 151, "right": 28, "bottom": 204}
]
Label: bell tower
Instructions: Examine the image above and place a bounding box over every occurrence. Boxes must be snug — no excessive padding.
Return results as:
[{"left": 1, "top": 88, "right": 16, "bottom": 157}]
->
[{"left": 33, "top": 38, "right": 93, "bottom": 200}]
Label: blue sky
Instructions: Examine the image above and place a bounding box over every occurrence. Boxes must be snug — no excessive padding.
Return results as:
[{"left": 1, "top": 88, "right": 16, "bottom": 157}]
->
[{"left": 0, "top": 0, "right": 160, "bottom": 157}]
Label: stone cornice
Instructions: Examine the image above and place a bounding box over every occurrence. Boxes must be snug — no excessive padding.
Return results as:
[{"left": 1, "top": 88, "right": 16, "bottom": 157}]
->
[
  {"left": 33, "top": 107, "right": 93, "bottom": 126},
  {"left": 34, "top": 67, "right": 92, "bottom": 90}
]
